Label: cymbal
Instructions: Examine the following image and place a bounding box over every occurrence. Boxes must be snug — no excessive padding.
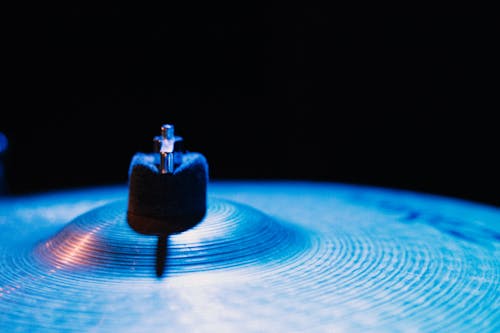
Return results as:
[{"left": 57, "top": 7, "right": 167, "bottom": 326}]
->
[{"left": 0, "top": 181, "right": 498, "bottom": 332}]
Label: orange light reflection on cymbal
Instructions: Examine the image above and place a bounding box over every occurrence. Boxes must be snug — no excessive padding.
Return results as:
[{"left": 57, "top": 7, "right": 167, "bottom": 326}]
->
[{"left": 49, "top": 227, "right": 101, "bottom": 268}]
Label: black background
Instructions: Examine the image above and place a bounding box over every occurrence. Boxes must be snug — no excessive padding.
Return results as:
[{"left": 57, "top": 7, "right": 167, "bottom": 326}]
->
[{"left": 2, "top": 11, "right": 498, "bottom": 206}]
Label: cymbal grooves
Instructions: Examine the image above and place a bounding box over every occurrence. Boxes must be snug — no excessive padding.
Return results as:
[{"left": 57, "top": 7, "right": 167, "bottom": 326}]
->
[{"left": 0, "top": 182, "right": 498, "bottom": 332}]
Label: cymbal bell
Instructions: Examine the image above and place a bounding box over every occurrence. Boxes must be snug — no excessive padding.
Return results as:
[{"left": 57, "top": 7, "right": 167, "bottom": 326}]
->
[{"left": 33, "top": 198, "right": 309, "bottom": 277}]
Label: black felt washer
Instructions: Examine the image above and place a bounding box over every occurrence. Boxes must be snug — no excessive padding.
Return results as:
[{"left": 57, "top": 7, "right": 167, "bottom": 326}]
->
[{"left": 127, "top": 152, "right": 208, "bottom": 235}]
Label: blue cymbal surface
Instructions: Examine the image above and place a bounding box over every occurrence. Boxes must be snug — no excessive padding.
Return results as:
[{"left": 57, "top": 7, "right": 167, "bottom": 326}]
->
[{"left": 0, "top": 181, "right": 498, "bottom": 332}]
